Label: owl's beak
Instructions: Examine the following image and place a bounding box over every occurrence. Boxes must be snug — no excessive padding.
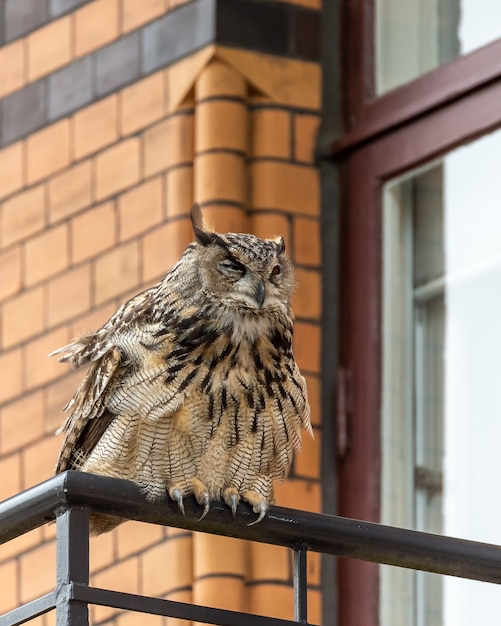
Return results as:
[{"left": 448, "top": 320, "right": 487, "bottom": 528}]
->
[{"left": 254, "top": 279, "right": 266, "bottom": 308}]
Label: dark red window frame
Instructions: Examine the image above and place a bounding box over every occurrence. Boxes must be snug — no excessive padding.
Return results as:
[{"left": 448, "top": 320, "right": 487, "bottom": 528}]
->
[{"left": 330, "top": 6, "right": 501, "bottom": 623}]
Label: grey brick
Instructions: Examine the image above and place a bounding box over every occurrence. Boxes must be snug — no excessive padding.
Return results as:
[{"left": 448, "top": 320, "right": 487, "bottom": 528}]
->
[
  {"left": 48, "top": 57, "right": 93, "bottom": 121},
  {"left": 0, "top": 1, "right": 5, "bottom": 46},
  {"left": 142, "top": 0, "right": 215, "bottom": 74},
  {"left": 4, "top": 0, "right": 48, "bottom": 42},
  {"left": 49, "top": 0, "right": 89, "bottom": 17},
  {"left": 2, "top": 80, "right": 46, "bottom": 144},
  {"left": 94, "top": 32, "right": 141, "bottom": 97}
]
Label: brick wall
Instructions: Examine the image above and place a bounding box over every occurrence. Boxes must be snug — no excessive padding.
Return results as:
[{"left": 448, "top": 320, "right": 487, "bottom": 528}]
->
[{"left": 0, "top": 1, "right": 322, "bottom": 624}]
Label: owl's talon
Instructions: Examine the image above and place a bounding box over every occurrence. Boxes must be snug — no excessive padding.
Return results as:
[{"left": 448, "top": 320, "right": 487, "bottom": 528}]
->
[
  {"left": 198, "top": 494, "right": 210, "bottom": 521},
  {"left": 229, "top": 493, "right": 238, "bottom": 517},
  {"left": 247, "top": 502, "right": 267, "bottom": 526},
  {"left": 171, "top": 488, "right": 185, "bottom": 515},
  {"left": 223, "top": 487, "right": 240, "bottom": 517}
]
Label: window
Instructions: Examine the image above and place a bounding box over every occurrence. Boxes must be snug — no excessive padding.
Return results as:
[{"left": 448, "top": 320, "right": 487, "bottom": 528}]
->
[
  {"left": 329, "top": 14, "right": 501, "bottom": 622},
  {"left": 376, "top": 0, "right": 501, "bottom": 93}
]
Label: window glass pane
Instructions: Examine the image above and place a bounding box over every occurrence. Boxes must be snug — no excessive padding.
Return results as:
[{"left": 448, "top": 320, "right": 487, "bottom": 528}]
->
[
  {"left": 376, "top": 0, "right": 501, "bottom": 93},
  {"left": 381, "top": 128, "right": 501, "bottom": 625}
]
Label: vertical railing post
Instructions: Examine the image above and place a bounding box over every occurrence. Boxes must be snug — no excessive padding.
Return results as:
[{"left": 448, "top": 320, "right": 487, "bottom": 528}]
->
[
  {"left": 293, "top": 546, "right": 308, "bottom": 623},
  {"left": 56, "top": 506, "right": 90, "bottom": 626}
]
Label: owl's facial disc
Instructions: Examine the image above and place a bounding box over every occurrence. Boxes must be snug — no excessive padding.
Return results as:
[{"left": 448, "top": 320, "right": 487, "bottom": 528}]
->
[{"left": 230, "top": 271, "right": 266, "bottom": 309}]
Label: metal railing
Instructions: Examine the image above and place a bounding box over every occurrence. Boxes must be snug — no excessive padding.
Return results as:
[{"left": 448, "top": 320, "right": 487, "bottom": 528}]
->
[{"left": 1, "top": 470, "right": 501, "bottom": 625}]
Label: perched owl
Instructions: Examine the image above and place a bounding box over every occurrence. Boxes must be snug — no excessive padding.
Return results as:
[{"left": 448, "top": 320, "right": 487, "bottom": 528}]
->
[{"left": 52, "top": 205, "right": 311, "bottom": 534}]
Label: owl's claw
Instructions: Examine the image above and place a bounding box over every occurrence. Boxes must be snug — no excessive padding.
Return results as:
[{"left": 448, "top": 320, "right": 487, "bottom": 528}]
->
[
  {"left": 198, "top": 493, "right": 211, "bottom": 521},
  {"left": 170, "top": 488, "right": 185, "bottom": 515},
  {"left": 247, "top": 501, "right": 267, "bottom": 526},
  {"left": 229, "top": 493, "right": 238, "bottom": 517},
  {"left": 223, "top": 487, "right": 240, "bottom": 517}
]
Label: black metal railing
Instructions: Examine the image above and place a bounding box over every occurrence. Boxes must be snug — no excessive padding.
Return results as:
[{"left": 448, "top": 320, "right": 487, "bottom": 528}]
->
[{"left": 1, "top": 470, "right": 501, "bottom": 625}]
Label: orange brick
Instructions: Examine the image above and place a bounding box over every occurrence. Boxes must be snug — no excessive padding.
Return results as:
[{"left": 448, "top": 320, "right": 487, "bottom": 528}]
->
[
  {"left": 293, "top": 322, "right": 320, "bottom": 373},
  {"left": 0, "top": 39, "right": 25, "bottom": 99},
  {"left": 72, "top": 95, "right": 118, "bottom": 160},
  {"left": 141, "top": 219, "right": 192, "bottom": 283},
  {"left": 294, "top": 114, "right": 319, "bottom": 163},
  {"left": 95, "top": 138, "right": 141, "bottom": 201},
  {"left": 75, "top": 0, "right": 119, "bottom": 57},
  {"left": 118, "top": 177, "right": 163, "bottom": 241},
  {"left": 45, "top": 370, "right": 83, "bottom": 433},
  {"left": 194, "top": 576, "right": 246, "bottom": 612},
  {"left": 250, "top": 544, "right": 290, "bottom": 582},
  {"left": 166, "top": 166, "right": 193, "bottom": 217},
  {"left": 27, "top": 121, "right": 71, "bottom": 185},
  {"left": 142, "top": 536, "right": 193, "bottom": 596},
  {"left": 47, "top": 264, "right": 92, "bottom": 326},
  {"left": 251, "top": 108, "right": 290, "bottom": 159},
  {"left": 116, "top": 520, "right": 164, "bottom": 560},
  {"left": 274, "top": 478, "right": 321, "bottom": 512},
  {"left": 304, "top": 374, "right": 320, "bottom": 427},
  {"left": 250, "top": 162, "right": 319, "bottom": 216},
  {"left": 0, "top": 246, "right": 22, "bottom": 301},
  {"left": 196, "top": 60, "right": 247, "bottom": 100},
  {"left": 0, "top": 529, "right": 43, "bottom": 564},
  {"left": 89, "top": 530, "right": 116, "bottom": 574},
  {"left": 69, "top": 301, "right": 117, "bottom": 339},
  {"left": 116, "top": 612, "right": 164, "bottom": 626},
  {"left": 120, "top": 72, "right": 165, "bottom": 136},
  {"left": 122, "top": 0, "right": 165, "bottom": 31},
  {"left": 22, "top": 436, "right": 62, "bottom": 490},
  {"left": 193, "top": 535, "right": 247, "bottom": 578},
  {"left": 195, "top": 153, "right": 246, "bottom": 205},
  {"left": 251, "top": 212, "right": 291, "bottom": 249},
  {"left": 71, "top": 201, "right": 116, "bottom": 263},
  {"left": 292, "top": 268, "right": 321, "bottom": 320},
  {"left": 19, "top": 540, "right": 56, "bottom": 602},
  {"left": 0, "top": 349, "right": 23, "bottom": 404},
  {"left": 197, "top": 205, "right": 247, "bottom": 234},
  {"left": 27, "top": 16, "right": 71, "bottom": 81},
  {"left": 294, "top": 217, "right": 321, "bottom": 266},
  {"left": 249, "top": 584, "right": 293, "bottom": 620},
  {"left": 2, "top": 287, "right": 44, "bottom": 349},
  {"left": 0, "top": 142, "right": 24, "bottom": 200},
  {"left": 1, "top": 391, "right": 44, "bottom": 454},
  {"left": 24, "top": 224, "right": 69, "bottom": 286},
  {"left": 0, "top": 560, "right": 18, "bottom": 612},
  {"left": 143, "top": 114, "right": 194, "bottom": 177},
  {"left": 1, "top": 184, "right": 46, "bottom": 247},
  {"left": 94, "top": 241, "right": 140, "bottom": 304},
  {"left": 196, "top": 100, "right": 248, "bottom": 152},
  {"left": 295, "top": 428, "right": 320, "bottom": 479},
  {"left": 24, "top": 326, "right": 70, "bottom": 390},
  {"left": 49, "top": 161, "right": 92, "bottom": 223},
  {"left": 0, "top": 453, "right": 21, "bottom": 502},
  {"left": 92, "top": 557, "right": 139, "bottom": 623}
]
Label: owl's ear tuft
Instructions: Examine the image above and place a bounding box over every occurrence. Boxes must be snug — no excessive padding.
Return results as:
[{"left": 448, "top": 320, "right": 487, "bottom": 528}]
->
[
  {"left": 191, "top": 203, "right": 215, "bottom": 246},
  {"left": 275, "top": 236, "right": 286, "bottom": 254}
]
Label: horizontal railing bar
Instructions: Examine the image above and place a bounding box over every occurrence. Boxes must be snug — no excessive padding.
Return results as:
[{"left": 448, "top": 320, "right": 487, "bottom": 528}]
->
[
  {"left": 0, "top": 592, "right": 56, "bottom": 626},
  {"left": 70, "top": 583, "right": 306, "bottom": 626},
  {"left": 1, "top": 471, "right": 501, "bottom": 585}
]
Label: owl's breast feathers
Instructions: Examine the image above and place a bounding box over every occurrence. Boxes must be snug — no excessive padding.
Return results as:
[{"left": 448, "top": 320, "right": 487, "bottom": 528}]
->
[{"left": 55, "top": 301, "right": 311, "bottom": 482}]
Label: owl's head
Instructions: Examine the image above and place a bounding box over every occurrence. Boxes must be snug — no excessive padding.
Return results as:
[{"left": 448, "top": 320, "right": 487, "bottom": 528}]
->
[{"left": 190, "top": 204, "right": 295, "bottom": 311}]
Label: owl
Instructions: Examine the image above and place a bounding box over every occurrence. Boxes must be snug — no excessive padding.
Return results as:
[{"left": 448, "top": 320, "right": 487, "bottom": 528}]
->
[{"left": 52, "top": 204, "right": 311, "bottom": 534}]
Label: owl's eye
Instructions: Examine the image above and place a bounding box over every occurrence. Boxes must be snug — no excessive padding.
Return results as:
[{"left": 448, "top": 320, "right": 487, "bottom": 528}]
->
[
  {"left": 218, "top": 258, "right": 246, "bottom": 275},
  {"left": 271, "top": 265, "right": 281, "bottom": 276}
]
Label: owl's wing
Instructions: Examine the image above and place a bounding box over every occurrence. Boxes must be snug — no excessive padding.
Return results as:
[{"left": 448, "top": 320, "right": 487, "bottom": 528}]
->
[{"left": 55, "top": 346, "right": 122, "bottom": 473}]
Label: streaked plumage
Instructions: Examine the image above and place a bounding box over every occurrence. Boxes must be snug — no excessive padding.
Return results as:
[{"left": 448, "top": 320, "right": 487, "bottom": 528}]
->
[{"left": 52, "top": 205, "right": 311, "bottom": 534}]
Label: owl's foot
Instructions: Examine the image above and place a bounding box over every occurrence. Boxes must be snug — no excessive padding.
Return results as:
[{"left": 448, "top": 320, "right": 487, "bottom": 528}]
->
[
  {"left": 242, "top": 489, "right": 268, "bottom": 525},
  {"left": 223, "top": 487, "right": 240, "bottom": 517},
  {"left": 191, "top": 478, "right": 210, "bottom": 520},
  {"left": 168, "top": 486, "right": 185, "bottom": 515}
]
